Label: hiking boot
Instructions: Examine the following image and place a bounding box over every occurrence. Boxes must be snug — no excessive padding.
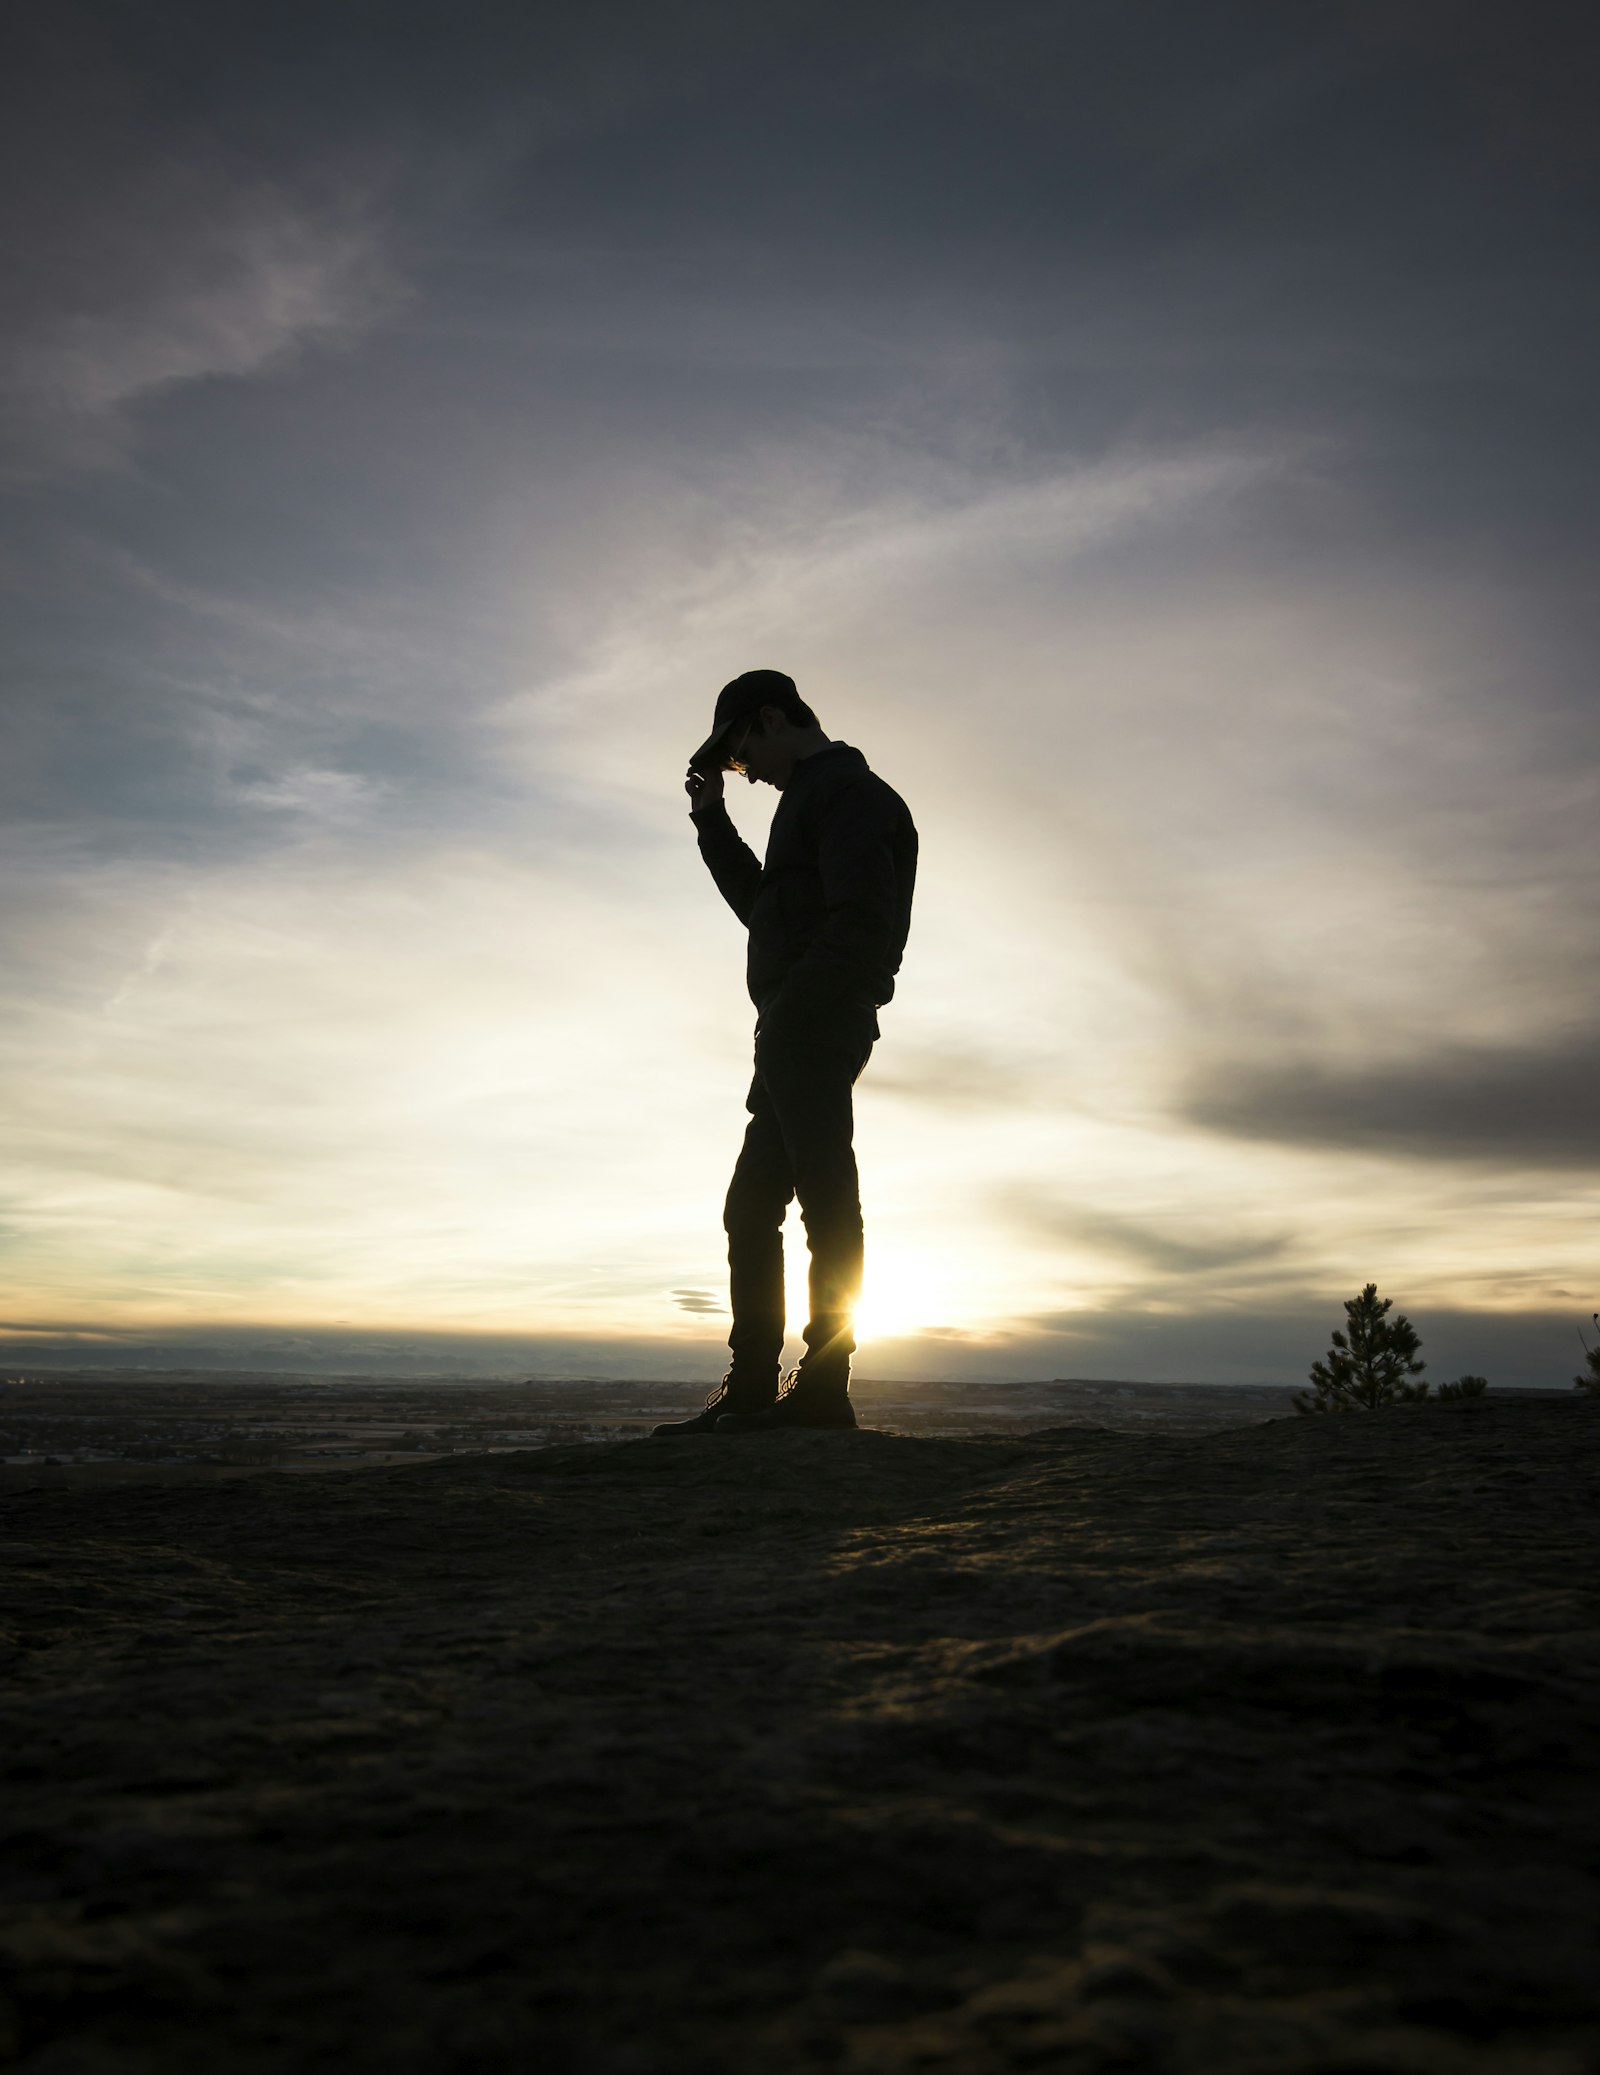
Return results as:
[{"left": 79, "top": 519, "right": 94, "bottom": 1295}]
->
[
  {"left": 715, "top": 1363, "right": 857, "bottom": 1433},
  {"left": 650, "top": 1366, "right": 779, "bottom": 1436}
]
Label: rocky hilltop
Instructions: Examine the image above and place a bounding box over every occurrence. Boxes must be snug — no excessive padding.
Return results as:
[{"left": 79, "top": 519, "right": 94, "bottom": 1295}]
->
[{"left": 2, "top": 1397, "right": 1596, "bottom": 2072}]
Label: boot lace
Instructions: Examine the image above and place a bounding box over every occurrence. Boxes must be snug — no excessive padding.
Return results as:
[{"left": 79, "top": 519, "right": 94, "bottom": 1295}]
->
[
  {"left": 705, "top": 1365, "right": 775, "bottom": 1411},
  {"left": 709, "top": 1361, "right": 792, "bottom": 1411}
]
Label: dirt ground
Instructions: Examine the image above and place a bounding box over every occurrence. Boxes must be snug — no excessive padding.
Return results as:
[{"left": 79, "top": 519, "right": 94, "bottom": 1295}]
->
[{"left": 2, "top": 1396, "right": 1597, "bottom": 2073}]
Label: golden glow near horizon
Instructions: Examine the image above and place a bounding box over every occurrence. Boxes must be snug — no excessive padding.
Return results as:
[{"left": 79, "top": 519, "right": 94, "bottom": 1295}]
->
[{"left": 3, "top": 453, "right": 1595, "bottom": 1383}]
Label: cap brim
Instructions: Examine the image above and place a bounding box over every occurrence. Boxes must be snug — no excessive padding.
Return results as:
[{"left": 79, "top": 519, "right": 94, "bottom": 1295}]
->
[{"left": 688, "top": 723, "right": 735, "bottom": 776}]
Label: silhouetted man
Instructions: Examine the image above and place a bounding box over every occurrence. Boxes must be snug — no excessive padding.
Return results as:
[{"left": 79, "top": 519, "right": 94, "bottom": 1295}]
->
[{"left": 653, "top": 671, "right": 917, "bottom": 1435}]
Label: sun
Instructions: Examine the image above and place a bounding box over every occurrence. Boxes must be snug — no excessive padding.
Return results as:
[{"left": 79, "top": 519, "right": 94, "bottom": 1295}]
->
[{"left": 782, "top": 1243, "right": 953, "bottom": 1346}]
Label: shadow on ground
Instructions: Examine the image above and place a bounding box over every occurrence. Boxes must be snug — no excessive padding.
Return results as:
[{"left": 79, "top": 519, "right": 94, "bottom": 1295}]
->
[{"left": 2, "top": 1399, "right": 1597, "bottom": 2072}]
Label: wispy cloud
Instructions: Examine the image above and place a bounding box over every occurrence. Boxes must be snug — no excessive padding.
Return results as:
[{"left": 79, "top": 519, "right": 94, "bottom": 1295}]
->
[
  {"left": 995, "top": 1187, "right": 1296, "bottom": 1280},
  {"left": 864, "top": 1040, "right": 1063, "bottom": 1112},
  {"left": 2, "top": 174, "right": 396, "bottom": 479},
  {"left": 516, "top": 437, "right": 1287, "bottom": 743}
]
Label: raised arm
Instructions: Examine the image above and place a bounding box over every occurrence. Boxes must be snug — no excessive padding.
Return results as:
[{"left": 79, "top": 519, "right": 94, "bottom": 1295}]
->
[{"left": 687, "top": 764, "right": 763, "bottom": 924}]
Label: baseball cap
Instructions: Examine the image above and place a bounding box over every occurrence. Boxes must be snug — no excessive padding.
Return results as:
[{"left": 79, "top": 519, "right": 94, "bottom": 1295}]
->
[{"left": 688, "top": 669, "right": 801, "bottom": 775}]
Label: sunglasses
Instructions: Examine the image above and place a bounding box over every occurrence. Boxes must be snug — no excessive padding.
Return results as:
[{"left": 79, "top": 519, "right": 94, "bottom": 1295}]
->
[{"left": 723, "top": 716, "right": 761, "bottom": 771}]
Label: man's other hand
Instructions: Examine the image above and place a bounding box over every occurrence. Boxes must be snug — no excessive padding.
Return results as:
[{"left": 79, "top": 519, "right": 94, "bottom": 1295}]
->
[{"left": 686, "top": 764, "right": 724, "bottom": 818}]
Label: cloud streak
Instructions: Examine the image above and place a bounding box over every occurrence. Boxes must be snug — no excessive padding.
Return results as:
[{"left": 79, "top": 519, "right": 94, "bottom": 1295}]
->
[
  {"left": 1186, "top": 1030, "right": 1600, "bottom": 1169},
  {"left": 995, "top": 1188, "right": 1296, "bottom": 1281},
  {"left": 2, "top": 178, "right": 395, "bottom": 479}
]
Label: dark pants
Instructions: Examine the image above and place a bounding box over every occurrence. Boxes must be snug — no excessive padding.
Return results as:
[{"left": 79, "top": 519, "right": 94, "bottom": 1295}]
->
[{"left": 724, "top": 1004, "right": 878, "bottom": 1377}]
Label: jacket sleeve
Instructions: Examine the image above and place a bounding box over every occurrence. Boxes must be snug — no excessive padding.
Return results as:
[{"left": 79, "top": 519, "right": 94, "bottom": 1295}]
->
[
  {"left": 694, "top": 800, "right": 763, "bottom": 925},
  {"left": 771, "top": 783, "right": 901, "bottom": 1016}
]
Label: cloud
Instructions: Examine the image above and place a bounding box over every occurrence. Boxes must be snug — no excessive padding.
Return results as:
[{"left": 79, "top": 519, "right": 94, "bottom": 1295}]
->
[
  {"left": 671, "top": 1288, "right": 722, "bottom": 1315},
  {"left": 865, "top": 1040, "right": 1060, "bottom": 1111},
  {"left": 502, "top": 430, "right": 1291, "bottom": 829},
  {"left": 228, "top": 764, "right": 386, "bottom": 825},
  {"left": 1185, "top": 1030, "right": 1600, "bottom": 1169},
  {"left": 0, "top": 59, "right": 397, "bottom": 482},
  {"left": 995, "top": 1187, "right": 1295, "bottom": 1280}
]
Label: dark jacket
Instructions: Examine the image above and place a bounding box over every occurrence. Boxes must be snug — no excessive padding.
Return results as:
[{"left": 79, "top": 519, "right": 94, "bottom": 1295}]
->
[{"left": 695, "top": 743, "right": 917, "bottom": 1020}]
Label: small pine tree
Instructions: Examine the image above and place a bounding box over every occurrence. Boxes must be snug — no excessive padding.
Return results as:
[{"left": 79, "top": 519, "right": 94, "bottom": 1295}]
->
[
  {"left": 1436, "top": 1373, "right": 1489, "bottom": 1401},
  {"left": 1575, "top": 1315, "right": 1600, "bottom": 1395},
  {"left": 1295, "top": 1283, "right": 1428, "bottom": 1414}
]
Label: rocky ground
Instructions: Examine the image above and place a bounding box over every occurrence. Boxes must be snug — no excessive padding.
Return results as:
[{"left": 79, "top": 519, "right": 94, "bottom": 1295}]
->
[{"left": 2, "top": 1396, "right": 1596, "bottom": 2073}]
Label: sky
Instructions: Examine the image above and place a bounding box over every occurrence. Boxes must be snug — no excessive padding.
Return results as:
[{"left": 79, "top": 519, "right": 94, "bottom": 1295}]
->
[{"left": 2, "top": 0, "right": 1596, "bottom": 1386}]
